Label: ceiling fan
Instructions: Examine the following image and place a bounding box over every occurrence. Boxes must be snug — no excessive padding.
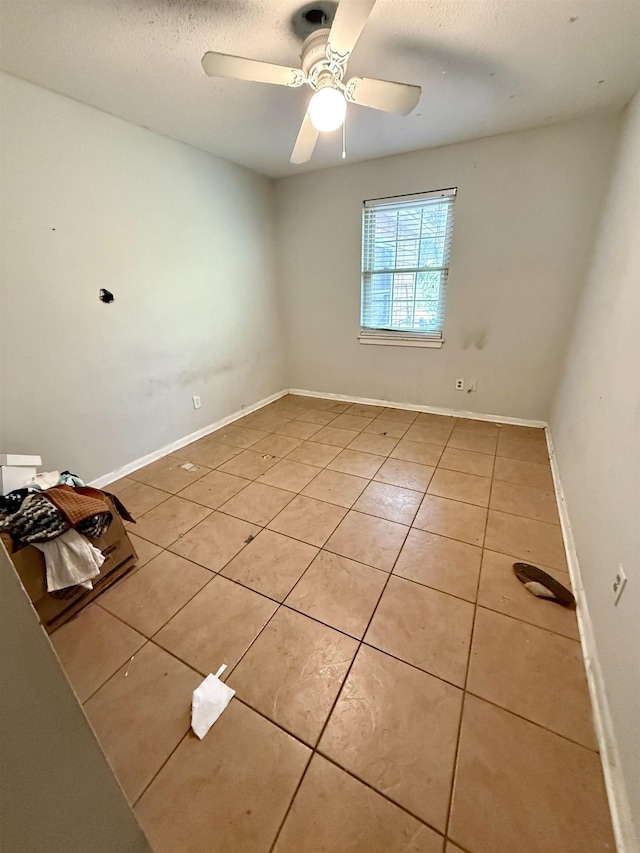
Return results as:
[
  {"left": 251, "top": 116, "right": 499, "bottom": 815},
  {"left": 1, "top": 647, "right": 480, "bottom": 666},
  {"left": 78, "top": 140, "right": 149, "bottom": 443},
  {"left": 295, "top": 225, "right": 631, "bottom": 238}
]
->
[{"left": 201, "top": 0, "right": 421, "bottom": 165}]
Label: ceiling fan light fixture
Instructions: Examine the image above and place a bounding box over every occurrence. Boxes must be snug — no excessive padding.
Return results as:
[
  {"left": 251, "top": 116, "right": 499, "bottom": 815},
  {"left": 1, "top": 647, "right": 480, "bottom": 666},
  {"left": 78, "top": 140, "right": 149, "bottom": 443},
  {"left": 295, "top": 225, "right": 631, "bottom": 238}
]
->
[{"left": 308, "top": 86, "right": 346, "bottom": 132}]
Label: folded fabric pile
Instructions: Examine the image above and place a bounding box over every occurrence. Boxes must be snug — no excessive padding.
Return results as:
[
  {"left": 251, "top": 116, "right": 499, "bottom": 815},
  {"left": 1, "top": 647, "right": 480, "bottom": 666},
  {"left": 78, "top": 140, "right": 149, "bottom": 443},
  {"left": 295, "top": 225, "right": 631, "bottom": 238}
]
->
[{"left": 0, "top": 474, "right": 132, "bottom": 592}]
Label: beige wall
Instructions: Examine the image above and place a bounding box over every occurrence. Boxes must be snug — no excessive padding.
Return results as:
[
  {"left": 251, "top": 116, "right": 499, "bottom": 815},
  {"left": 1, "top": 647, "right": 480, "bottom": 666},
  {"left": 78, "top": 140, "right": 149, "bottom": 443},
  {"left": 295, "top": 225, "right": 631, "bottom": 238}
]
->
[
  {"left": 275, "top": 113, "right": 620, "bottom": 421},
  {"left": 0, "top": 544, "right": 151, "bottom": 851},
  {"left": 550, "top": 91, "right": 640, "bottom": 847},
  {"left": 0, "top": 73, "right": 285, "bottom": 483}
]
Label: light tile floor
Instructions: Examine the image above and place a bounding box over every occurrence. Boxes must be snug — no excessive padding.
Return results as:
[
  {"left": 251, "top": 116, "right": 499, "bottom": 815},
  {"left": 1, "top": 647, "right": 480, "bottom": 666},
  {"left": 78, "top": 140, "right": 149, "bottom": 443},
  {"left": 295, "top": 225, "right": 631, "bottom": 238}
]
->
[{"left": 51, "top": 395, "right": 615, "bottom": 853}]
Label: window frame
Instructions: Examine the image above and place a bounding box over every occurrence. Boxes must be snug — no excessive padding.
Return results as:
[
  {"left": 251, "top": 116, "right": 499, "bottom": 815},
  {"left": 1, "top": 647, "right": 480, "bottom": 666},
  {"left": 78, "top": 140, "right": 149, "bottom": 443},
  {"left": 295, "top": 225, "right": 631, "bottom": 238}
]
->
[{"left": 359, "top": 187, "right": 457, "bottom": 349}]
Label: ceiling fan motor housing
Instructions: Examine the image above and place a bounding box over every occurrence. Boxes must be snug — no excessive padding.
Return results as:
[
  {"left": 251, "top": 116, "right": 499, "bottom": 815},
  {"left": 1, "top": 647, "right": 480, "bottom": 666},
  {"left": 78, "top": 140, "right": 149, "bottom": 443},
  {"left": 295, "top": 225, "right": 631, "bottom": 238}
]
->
[{"left": 301, "top": 28, "right": 345, "bottom": 89}]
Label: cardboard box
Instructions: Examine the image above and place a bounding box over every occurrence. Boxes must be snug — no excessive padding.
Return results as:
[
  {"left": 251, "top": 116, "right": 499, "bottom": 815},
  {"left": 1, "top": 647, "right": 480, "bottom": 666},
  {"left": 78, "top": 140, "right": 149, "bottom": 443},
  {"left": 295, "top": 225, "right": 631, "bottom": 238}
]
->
[{"left": 1, "top": 497, "right": 137, "bottom": 634}]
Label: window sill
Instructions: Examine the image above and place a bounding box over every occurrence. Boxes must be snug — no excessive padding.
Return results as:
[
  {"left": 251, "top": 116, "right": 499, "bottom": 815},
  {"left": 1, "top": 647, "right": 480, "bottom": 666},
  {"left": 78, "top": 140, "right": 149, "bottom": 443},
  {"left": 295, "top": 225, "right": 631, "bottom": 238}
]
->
[{"left": 358, "top": 335, "right": 443, "bottom": 349}]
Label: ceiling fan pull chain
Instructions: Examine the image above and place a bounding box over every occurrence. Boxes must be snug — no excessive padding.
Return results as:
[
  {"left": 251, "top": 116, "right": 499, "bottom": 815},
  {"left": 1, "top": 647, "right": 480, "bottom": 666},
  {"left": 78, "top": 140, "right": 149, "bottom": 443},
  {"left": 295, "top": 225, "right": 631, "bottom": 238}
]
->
[{"left": 342, "top": 112, "right": 347, "bottom": 160}]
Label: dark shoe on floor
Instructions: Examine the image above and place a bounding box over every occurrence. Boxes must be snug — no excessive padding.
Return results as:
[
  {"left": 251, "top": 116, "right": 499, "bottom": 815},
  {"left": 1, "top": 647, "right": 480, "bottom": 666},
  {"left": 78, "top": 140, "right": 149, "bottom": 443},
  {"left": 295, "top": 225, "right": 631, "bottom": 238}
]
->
[{"left": 513, "top": 562, "right": 576, "bottom": 608}]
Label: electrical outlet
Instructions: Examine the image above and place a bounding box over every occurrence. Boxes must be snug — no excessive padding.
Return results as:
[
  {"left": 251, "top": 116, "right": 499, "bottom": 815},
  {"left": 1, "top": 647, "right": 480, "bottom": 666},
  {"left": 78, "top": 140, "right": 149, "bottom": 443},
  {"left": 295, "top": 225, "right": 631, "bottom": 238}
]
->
[
  {"left": 192, "top": 395, "right": 201, "bottom": 410},
  {"left": 612, "top": 564, "right": 627, "bottom": 605},
  {"left": 455, "top": 378, "right": 464, "bottom": 391}
]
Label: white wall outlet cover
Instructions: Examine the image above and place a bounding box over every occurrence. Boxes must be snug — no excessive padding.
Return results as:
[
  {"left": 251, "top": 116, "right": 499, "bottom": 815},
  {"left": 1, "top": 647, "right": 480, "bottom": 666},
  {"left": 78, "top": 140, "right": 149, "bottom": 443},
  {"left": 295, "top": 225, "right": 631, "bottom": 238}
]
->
[
  {"left": 455, "top": 378, "right": 464, "bottom": 390},
  {"left": 612, "top": 564, "right": 627, "bottom": 605},
  {"left": 192, "top": 395, "right": 201, "bottom": 410}
]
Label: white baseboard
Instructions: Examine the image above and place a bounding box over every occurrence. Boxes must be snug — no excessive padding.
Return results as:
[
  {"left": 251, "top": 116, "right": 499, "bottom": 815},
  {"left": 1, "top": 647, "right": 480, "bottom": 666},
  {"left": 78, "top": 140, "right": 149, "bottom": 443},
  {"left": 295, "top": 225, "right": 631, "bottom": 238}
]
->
[
  {"left": 89, "top": 389, "right": 288, "bottom": 489},
  {"left": 288, "top": 387, "right": 547, "bottom": 428},
  {"left": 546, "top": 429, "right": 637, "bottom": 853}
]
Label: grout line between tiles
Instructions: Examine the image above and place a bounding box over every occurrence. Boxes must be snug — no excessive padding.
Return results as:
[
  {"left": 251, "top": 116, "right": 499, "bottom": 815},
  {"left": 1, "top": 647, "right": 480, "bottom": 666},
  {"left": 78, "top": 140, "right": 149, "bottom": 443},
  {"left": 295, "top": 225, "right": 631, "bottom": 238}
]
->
[
  {"left": 267, "top": 506, "right": 414, "bottom": 853},
  {"left": 442, "top": 448, "right": 494, "bottom": 845}
]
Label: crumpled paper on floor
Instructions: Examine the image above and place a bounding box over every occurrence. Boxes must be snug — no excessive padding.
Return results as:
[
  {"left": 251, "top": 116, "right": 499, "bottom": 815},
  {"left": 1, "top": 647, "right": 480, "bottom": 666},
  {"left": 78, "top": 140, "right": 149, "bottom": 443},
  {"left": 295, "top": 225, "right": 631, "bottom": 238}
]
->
[{"left": 191, "top": 664, "right": 235, "bottom": 740}]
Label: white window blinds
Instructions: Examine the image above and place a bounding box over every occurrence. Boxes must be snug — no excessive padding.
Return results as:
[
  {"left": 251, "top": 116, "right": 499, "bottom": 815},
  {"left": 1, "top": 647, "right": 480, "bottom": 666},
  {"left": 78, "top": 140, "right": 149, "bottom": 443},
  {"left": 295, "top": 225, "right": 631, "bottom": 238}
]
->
[{"left": 361, "top": 188, "right": 457, "bottom": 343}]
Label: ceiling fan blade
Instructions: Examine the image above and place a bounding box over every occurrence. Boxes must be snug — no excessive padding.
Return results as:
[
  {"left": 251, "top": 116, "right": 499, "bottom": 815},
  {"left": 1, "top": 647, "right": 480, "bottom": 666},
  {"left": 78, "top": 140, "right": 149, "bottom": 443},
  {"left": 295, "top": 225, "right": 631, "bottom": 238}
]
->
[
  {"left": 290, "top": 112, "right": 319, "bottom": 165},
  {"left": 344, "top": 76, "right": 421, "bottom": 115},
  {"left": 327, "top": 0, "right": 377, "bottom": 64},
  {"left": 201, "top": 52, "right": 305, "bottom": 87}
]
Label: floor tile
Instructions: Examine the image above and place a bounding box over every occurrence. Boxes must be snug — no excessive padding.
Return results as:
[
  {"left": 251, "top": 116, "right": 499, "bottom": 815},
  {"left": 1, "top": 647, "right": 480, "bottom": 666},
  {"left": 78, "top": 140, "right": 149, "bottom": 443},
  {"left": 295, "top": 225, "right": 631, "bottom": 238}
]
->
[
  {"left": 363, "top": 418, "right": 410, "bottom": 439},
  {"left": 154, "top": 576, "right": 277, "bottom": 676},
  {"left": 135, "top": 700, "right": 310, "bottom": 853},
  {"left": 218, "top": 449, "right": 280, "bottom": 479},
  {"left": 427, "top": 468, "right": 491, "bottom": 507},
  {"left": 496, "top": 435, "right": 549, "bottom": 464},
  {"left": 329, "top": 413, "right": 373, "bottom": 432},
  {"left": 176, "top": 469, "right": 249, "bottom": 509},
  {"left": 477, "top": 550, "right": 579, "bottom": 640},
  {"left": 312, "top": 425, "right": 359, "bottom": 447},
  {"left": 353, "top": 481, "right": 422, "bottom": 525},
  {"left": 493, "top": 456, "right": 554, "bottom": 490},
  {"left": 449, "top": 695, "right": 614, "bottom": 853},
  {"left": 413, "top": 412, "right": 456, "bottom": 432},
  {"left": 250, "top": 433, "right": 302, "bottom": 458},
  {"left": 413, "top": 495, "right": 487, "bottom": 547},
  {"left": 437, "top": 446, "right": 495, "bottom": 478},
  {"left": 346, "top": 403, "right": 386, "bottom": 417},
  {"left": 105, "top": 475, "right": 136, "bottom": 495},
  {"left": 497, "top": 423, "right": 547, "bottom": 442},
  {"left": 315, "top": 400, "right": 351, "bottom": 413},
  {"left": 221, "top": 529, "right": 318, "bottom": 601},
  {"left": 243, "top": 412, "right": 293, "bottom": 432},
  {"left": 446, "top": 429, "right": 497, "bottom": 455},
  {"left": 99, "top": 550, "right": 212, "bottom": 636},
  {"left": 326, "top": 448, "right": 385, "bottom": 478},
  {"left": 453, "top": 418, "right": 500, "bottom": 436},
  {"left": 115, "top": 480, "right": 169, "bottom": 519},
  {"left": 319, "top": 645, "right": 462, "bottom": 831},
  {"left": 133, "top": 496, "right": 212, "bottom": 548},
  {"left": 169, "top": 511, "right": 259, "bottom": 572},
  {"left": 325, "top": 511, "right": 408, "bottom": 571},
  {"left": 390, "top": 438, "right": 443, "bottom": 467},
  {"left": 302, "top": 468, "right": 368, "bottom": 508},
  {"left": 285, "top": 440, "right": 342, "bottom": 467},
  {"left": 467, "top": 608, "right": 596, "bottom": 748},
  {"left": 365, "top": 576, "right": 474, "bottom": 686},
  {"left": 131, "top": 457, "right": 211, "bottom": 494},
  {"left": 445, "top": 844, "right": 465, "bottom": 853},
  {"left": 295, "top": 409, "right": 338, "bottom": 425},
  {"left": 211, "top": 424, "right": 267, "bottom": 449},
  {"left": 484, "top": 510, "right": 567, "bottom": 570},
  {"left": 219, "top": 481, "right": 295, "bottom": 525},
  {"left": 347, "top": 432, "right": 399, "bottom": 456},
  {"left": 403, "top": 423, "right": 451, "bottom": 449},
  {"left": 274, "top": 754, "right": 442, "bottom": 853},
  {"left": 84, "top": 643, "right": 201, "bottom": 803},
  {"left": 489, "top": 479, "right": 560, "bottom": 524},
  {"left": 127, "top": 533, "right": 162, "bottom": 568},
  {"left": 374, "top": 458, "right": 435, "bottom": 491},
  {"left": 275, "top": 419, "right": 322, "bottom": 440},
  {"left": 286, "top": 550, "right": 387, "bottom": 638},
  {"left": 175, "top": 439, "right": 240, "bottom": 470},
  {"left": 256, "top": 459, "right": 320, "bottom": 492},
  {"left": 381, "top": 407, "right": 419, "bottom": 423},
  {"left": 51, "top": 604, "right": 145, "bottom": 703},
  {"left": 393, "top": 529, "right": 482, "bottom": 602},
  {"left": 229, "top": 608, "right": 357, "bottom": 744},
  {"left": 268, "top": 495, "right": 347, "bottom": 547}
]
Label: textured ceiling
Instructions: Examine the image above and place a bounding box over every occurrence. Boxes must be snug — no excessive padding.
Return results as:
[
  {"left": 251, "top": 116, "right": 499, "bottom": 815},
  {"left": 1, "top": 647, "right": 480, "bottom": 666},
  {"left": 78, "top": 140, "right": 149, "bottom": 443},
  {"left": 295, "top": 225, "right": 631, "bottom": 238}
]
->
[{"left": 1, "top": 0, "right": 638, "bottom": 178}]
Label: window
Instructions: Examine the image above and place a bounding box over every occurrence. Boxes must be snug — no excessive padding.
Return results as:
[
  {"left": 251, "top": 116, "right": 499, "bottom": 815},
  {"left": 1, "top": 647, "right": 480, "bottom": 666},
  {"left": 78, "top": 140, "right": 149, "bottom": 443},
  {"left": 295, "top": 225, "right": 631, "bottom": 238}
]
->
[{"left": 360, "top": 188, "right": 457, "bottom": 347}]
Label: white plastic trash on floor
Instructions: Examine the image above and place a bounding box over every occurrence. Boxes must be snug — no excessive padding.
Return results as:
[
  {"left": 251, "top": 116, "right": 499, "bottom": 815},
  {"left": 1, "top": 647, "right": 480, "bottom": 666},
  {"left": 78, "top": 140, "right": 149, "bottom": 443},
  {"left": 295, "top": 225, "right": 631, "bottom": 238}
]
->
[{"left": 191, "top": 664, "right": 235, "bottom": 740}]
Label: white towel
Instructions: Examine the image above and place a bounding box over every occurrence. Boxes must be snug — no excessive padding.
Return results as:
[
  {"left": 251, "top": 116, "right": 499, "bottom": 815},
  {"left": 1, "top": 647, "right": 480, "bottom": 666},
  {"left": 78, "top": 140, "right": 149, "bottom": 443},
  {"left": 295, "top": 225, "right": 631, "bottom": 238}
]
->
[{"left": 33, "top": 529, "right": 105, "bottom": 592}]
